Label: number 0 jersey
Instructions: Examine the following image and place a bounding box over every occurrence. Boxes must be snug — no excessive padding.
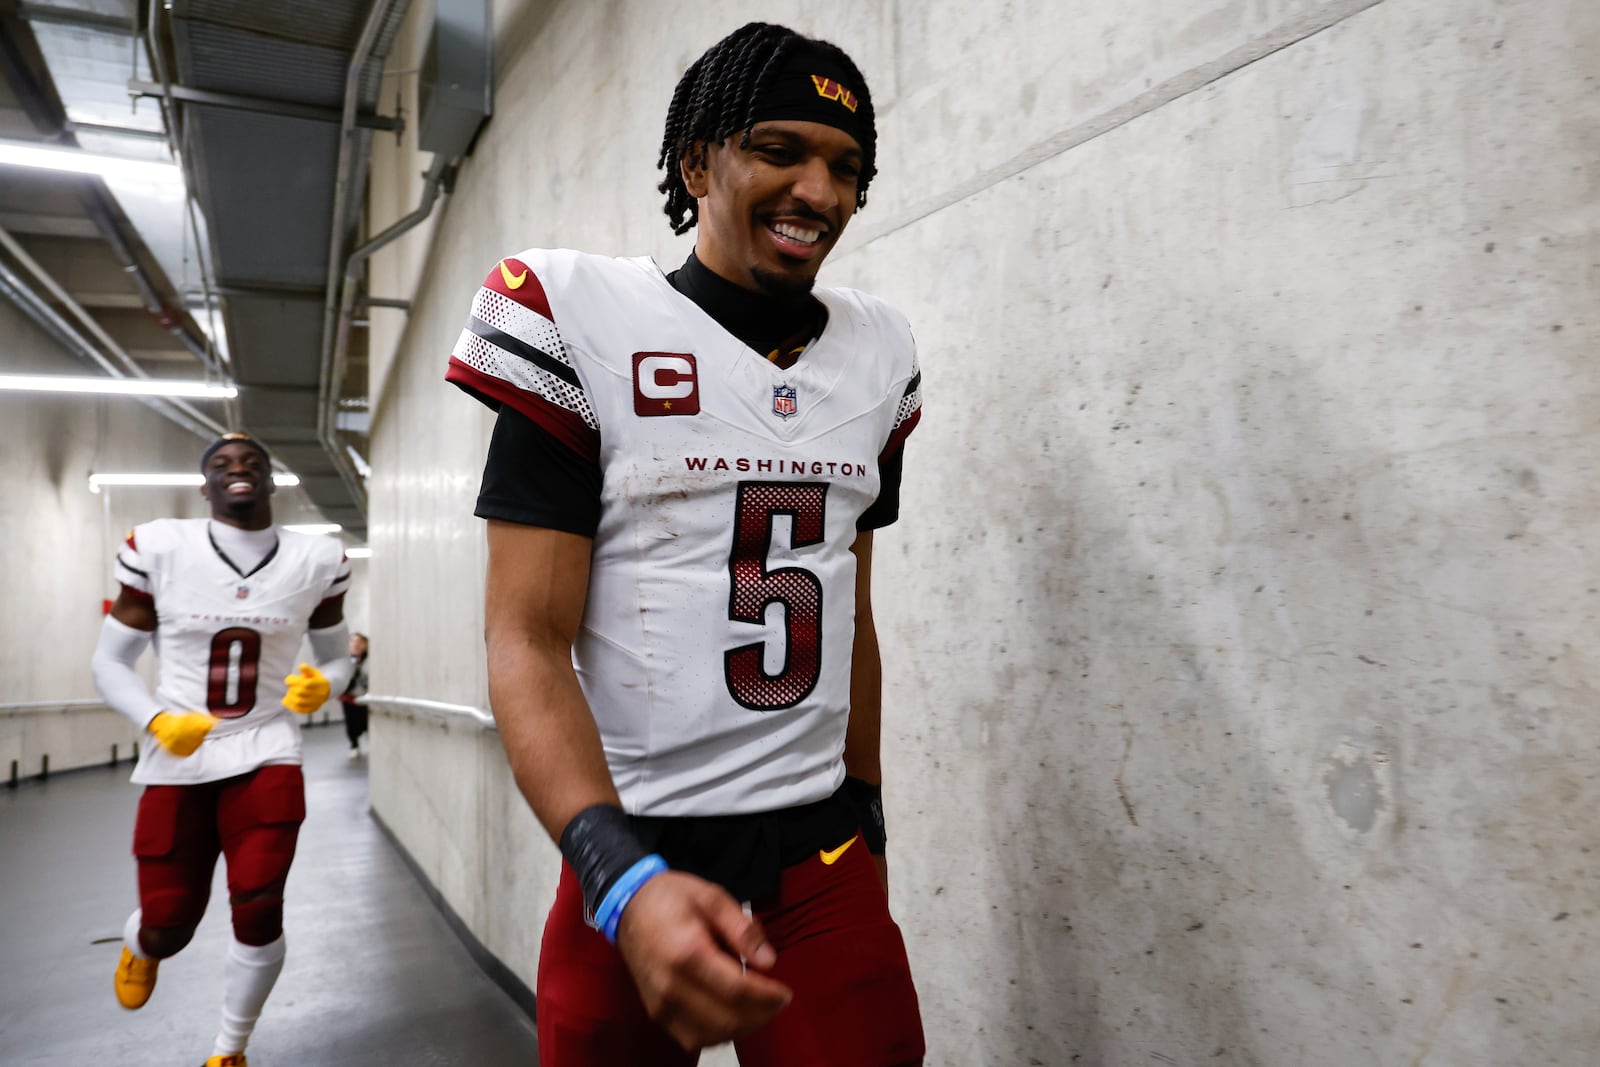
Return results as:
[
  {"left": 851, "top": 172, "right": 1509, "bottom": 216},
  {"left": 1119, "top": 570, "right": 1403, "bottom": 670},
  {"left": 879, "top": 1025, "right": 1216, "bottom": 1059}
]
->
[
  {"left": 448, "top": 249, "right": 921, "bottom": 817},
  {"left": 114, "top": 518, "right": 350, "bottom": 784}
]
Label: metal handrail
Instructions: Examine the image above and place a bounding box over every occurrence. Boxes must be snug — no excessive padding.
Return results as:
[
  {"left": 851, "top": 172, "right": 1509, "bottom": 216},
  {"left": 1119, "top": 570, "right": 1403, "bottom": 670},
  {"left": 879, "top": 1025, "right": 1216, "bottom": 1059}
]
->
[
  {"left": 0, "top": 699, "right": 110, "bottom": 715},
  {"left": 364, "top": 695, "right": 496, "bottom": 731}
]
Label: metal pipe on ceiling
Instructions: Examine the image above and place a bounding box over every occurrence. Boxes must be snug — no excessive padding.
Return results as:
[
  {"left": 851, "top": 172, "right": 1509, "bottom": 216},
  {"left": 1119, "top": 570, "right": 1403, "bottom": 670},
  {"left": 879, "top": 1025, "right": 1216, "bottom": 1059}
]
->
[
  {"left": 139, "top": 1, "right": 225, "bottom": 385},
  {"left": 76, "top": 192, "right": 219, "bottom": 376},
  {"left": 126, "top": 80, "right": 405, "bottom": 133},
  {"left": 0, "top": 223, "right": 228, "bottom": 437},
  {"left": 315, "top": 0, "right": 408, "bottom": 518},
  {"left": 0, "top": 254, "right": 225, "bottom": 442},
  {"left": 324, "top": 155, "right": 453, "bottom": 477},
  {"left": 65, "top": 121, "right": 167, "bottom": 141},
  {"left": 0, "top": 225, "right": 172, "bottom": 380}
]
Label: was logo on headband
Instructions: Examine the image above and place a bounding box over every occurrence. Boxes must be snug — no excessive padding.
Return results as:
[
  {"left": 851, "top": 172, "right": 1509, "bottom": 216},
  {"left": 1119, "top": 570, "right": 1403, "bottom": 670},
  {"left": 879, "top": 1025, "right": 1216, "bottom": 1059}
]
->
[{"left": 810, "top": 75, "right": 858, "bottom": 113}]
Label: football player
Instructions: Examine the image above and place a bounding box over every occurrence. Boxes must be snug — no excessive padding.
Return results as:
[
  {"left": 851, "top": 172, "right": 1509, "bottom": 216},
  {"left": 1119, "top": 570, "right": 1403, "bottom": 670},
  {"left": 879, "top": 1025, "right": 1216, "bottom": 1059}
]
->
[
  {"left": 446, "top": 22, "right": 924, "bottom": 1066},
  {"left": 90, "top": 433, "right": 353, "bottom": 1067}
]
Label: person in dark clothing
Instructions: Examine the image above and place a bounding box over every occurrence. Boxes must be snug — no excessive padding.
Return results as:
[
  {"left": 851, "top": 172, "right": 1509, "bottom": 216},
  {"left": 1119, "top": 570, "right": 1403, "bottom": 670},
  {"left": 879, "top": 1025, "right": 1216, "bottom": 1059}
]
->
[{"left": 339, "top": 632, "right": 369, "bottom": 758}]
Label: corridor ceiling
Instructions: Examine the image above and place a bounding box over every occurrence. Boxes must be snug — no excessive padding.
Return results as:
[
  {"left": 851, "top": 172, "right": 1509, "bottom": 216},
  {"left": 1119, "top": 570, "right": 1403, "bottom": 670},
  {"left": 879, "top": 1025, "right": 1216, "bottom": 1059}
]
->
[{"left": 0, "top": 0, "right": 412, "bottom": 538}]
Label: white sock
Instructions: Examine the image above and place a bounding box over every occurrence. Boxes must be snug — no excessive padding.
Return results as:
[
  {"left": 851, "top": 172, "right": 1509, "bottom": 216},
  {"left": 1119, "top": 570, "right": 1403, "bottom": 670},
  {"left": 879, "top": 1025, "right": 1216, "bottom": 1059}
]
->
[
  {"left": 123, "top": 908, "right": 148, "bottom": 959},
  {"left": 212, "top": 935, "right": 286, "bottom": 1056}
]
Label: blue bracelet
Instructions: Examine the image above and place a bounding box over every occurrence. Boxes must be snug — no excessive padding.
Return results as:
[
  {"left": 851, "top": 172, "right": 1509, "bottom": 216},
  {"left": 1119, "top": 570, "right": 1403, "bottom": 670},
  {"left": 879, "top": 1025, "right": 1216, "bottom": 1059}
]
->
[{"left": 594, "top": 854, "right": 668, "bottom": 943}]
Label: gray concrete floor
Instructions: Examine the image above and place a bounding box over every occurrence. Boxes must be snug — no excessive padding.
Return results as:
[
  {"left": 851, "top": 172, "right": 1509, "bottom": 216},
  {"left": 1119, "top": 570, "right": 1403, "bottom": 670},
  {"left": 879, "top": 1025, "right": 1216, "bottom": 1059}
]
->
[{"left": 0, "top": 725, "right": 540, "bottom": 1065}]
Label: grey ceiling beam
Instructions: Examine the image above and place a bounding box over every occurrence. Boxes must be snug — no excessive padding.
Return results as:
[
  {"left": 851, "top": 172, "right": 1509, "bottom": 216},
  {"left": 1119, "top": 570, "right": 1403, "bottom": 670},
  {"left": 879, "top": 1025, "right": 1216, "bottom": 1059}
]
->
[
  {"left": 127, "top": 79, "right": 404, "bottom": 133},
  {"left": 0, "top": 0, "right": 68, "bottom": 135},
  {"left": 0, "top": 210, "right": 102, "bottom": 238},
  {"left": 19, "top": 4, "right": 135, "bottom": 35}
]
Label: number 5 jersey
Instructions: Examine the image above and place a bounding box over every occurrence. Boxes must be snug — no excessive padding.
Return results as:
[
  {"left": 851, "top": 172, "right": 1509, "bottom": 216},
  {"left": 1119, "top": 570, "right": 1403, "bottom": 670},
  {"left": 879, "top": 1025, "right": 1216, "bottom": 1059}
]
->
[
  {"left": 447, "top": 249, "right": 921, "bottom": 818},
  {"left": 114, "top": 520, "right": 350, "bottom": 784}
]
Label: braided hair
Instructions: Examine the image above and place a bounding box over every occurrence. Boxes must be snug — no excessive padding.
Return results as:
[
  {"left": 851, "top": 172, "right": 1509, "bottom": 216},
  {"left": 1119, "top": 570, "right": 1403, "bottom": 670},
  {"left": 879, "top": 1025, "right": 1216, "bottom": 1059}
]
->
[{"left": 656, "top": 22, "right": 878, "bottom": 235}]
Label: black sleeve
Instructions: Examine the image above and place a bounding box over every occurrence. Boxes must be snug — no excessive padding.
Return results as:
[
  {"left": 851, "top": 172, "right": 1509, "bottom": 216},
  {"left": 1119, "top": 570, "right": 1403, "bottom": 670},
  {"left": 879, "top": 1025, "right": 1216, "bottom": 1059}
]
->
[
  {"left": 475, "top": 406, "right": 602, "bottom": 537},
  {"left": 856, "top": 447, "right": 904, "bottom": 531}
]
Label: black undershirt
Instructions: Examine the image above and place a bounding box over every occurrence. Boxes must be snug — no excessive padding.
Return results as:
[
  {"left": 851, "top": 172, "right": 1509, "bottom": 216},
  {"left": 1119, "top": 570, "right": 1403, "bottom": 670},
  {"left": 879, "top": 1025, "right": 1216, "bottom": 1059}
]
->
[
  {"left": 667, "top": 250, "right": 825, "bottom": 365},
  {"left": 474, "top": 253, "right": 904, "bottom": 535}
]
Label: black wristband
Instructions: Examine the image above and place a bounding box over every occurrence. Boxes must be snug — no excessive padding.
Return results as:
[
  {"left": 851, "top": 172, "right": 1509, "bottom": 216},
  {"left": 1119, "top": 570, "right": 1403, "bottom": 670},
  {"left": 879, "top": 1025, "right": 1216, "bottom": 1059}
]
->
[
  {"left": 843, "top": 776, "right": 886, "bottom": 855},
  {"left": 559, "top": 804, "right": 650, "bottom": 920}
]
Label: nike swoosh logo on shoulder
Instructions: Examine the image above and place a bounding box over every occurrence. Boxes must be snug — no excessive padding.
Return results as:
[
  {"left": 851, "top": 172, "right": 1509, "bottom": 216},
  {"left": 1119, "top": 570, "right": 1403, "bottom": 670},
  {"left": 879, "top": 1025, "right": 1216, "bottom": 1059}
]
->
[
  {"left": 819, "top": 836, "right": 857, "bottom": 865},
  {"left": 499, "top": 260, "right": 529, "bottom": 290}
]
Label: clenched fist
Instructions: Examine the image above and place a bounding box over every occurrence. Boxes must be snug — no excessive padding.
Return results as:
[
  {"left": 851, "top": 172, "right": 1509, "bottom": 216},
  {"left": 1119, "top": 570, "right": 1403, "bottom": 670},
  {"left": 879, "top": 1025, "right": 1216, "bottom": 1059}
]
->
[
  {"left": 147, "top": 710, "right": 219, "bottom": 756},
  {"left": 282, "top": 663, "right": 330, "bottom": 714}
]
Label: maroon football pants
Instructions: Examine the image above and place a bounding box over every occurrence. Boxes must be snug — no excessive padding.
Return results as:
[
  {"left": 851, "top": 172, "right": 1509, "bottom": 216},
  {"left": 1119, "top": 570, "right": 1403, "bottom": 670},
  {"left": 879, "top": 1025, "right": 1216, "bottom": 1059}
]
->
[
  {"left": 132, "top": 764, "right": 305, "bottom": 949},
  {"left": 535, "top": 832, "right": 925, "bottom": 1066}
]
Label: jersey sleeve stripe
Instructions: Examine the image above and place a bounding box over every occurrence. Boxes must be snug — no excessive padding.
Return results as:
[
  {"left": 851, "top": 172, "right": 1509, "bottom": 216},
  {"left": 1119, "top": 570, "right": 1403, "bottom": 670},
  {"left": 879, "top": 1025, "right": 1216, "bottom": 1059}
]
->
[
  {"left": 471, "top": 288, "right": 573, "bottom": 369},
  {"left": 465, "top": 316, "right": 582, "bottom": 388},
  {"left": 114, "top": 555, "right": 154, "bottom": 593},
  {"left": 448, "top": 357, "right": 601, "bottom": 464},
  {"left": 448, "top": 327, "right": 598, "bottom": 429},
  {"left": 881, "top": 405, "right": 921, "bottom": 461},
  {"left": 883, "top": 357, "right": 923, "bottom": 462}
]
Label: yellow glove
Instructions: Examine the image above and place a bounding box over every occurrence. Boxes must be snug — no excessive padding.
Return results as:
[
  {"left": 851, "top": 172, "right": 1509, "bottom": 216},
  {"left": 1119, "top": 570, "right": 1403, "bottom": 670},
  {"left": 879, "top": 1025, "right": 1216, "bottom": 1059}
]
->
[
  {"left": 148, "top": 710, "right": 219, "bottom": 757},
  {"left": 282, "top": 663, "right": 331, "bottom": 714}
]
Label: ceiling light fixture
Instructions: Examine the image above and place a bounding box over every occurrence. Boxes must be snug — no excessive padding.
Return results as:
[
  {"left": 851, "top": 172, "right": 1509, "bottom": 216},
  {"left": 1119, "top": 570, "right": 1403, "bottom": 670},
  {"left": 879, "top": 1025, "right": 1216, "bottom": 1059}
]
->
[
  {"left": 0, "top": 139, "right": 182, "bottom": 184},
  {"left": 89, "top": 472, "right": 301, "bottom": 493},
  {"left": 0, "top": 374, "right": 236, "bottom": 399},
  {"left": 345, "top": 547, "right": 373, "bottom": 559},
  {"left": 281, "top": 523, "right": 342, "bottom": 535}
]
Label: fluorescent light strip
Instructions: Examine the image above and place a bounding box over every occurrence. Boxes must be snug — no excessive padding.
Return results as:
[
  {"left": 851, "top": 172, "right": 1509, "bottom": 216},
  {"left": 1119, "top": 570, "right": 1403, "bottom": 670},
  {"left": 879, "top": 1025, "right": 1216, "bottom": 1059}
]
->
[
  {"left": 0, "top": 140, "right": 182, "bottom": 184},
  {"left": 89, "top": 472, "right": 301, "bottom": 493},
  {"left": 0, "top": 374, "right": 236, "bottom": 399},
  {"left": 281, "top": 523, "right": 342, "bottom": 535},
  {"left": 345, "top": 547, "right": 373, "bottom": 559}
]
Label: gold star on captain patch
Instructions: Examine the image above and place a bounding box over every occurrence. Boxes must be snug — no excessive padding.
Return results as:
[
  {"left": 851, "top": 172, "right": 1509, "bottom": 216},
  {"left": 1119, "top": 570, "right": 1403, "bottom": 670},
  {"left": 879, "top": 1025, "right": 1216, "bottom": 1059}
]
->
[{"left": 662, "top": 400, "right": 672, "bottom": 410}]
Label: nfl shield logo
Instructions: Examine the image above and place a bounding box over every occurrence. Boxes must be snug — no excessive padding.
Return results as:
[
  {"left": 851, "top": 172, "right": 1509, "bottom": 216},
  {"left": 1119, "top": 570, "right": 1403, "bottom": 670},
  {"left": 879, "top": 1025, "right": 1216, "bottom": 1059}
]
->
[
  {"left": 772, "top": 383, "right": 798, "bottom": 420},
  {"left": 235, "top": 585, "right": 250, "bottom": 600}
]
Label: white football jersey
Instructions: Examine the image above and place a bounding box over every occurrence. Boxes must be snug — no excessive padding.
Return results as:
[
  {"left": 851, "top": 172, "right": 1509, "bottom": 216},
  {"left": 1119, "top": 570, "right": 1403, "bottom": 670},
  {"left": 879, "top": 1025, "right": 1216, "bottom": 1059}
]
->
[
  {"left": 114, "top": 518, "right": 351, "bottom": 784},
  {"left": 448, "top": 249, "right": 921, "bottom": 816}
]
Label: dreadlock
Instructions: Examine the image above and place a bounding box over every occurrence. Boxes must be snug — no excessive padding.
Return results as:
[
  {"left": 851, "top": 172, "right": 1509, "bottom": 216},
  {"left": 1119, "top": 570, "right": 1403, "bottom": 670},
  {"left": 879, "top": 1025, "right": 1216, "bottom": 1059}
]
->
[{"left": 656, "top": 22, "right": 878, "bottom": 235}]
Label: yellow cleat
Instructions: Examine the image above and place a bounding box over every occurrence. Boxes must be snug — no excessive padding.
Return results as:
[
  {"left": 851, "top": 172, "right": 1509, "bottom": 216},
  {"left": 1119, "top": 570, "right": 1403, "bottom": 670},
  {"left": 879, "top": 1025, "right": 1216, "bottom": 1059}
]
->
[
  {"left": 203, "top": 1057, "right": 248, "bottom": 1067},
  {"left": 114, "top": 946, "right": 159, "bottom": 1009}
]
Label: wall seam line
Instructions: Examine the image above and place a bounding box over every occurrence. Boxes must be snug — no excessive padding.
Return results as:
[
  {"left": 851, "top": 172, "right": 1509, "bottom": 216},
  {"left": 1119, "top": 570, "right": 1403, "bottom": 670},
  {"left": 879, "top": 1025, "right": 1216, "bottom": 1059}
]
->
[{"left": 837, "top": 0, "right": 1386, "bottom": 261}]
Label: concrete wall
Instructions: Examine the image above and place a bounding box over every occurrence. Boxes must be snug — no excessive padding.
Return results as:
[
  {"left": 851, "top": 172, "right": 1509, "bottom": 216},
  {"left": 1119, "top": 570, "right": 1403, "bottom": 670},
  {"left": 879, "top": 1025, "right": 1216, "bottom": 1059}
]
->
[
  {"left": 0, "top": 704, "right": 139, "bottom": 782},
  {"left": 367, "top": 705, "right": 552, "bottom": 983},
  {"left": 364, "top": 1, "right": 1599, "bottom": 1063},
  {"left": 0, "top": 296, "right": 213, "bottom": 705}
]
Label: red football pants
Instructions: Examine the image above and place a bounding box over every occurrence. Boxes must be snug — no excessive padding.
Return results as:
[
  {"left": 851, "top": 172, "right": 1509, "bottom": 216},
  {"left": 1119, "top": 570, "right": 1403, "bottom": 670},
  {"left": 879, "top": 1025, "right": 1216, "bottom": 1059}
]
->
[
  {"left": 132, "top": 764, "right": 305, "bottom": 949},
  {"left": 536, "top": 833, "right": 925, "bottom": 1066}
]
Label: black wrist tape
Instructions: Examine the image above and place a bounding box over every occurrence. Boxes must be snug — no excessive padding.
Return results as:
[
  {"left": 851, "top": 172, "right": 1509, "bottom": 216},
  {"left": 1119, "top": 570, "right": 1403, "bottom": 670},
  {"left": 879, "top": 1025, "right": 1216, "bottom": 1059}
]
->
[
  {"left": 559, "top": 804, "right": 650, "bottom": 918},
  {"left": 843, "top": 776, "right": 886, "bottom": 855}
]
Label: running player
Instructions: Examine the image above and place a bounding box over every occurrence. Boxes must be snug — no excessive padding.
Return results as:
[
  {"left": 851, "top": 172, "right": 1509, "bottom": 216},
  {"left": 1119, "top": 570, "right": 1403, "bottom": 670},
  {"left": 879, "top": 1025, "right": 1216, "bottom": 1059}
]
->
[
  {"left": 90, "top": 433, "right": 353, "bottom": 1067},
  {"left": 446, "top": 22, "right": 923, "bottom": 1066}
]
